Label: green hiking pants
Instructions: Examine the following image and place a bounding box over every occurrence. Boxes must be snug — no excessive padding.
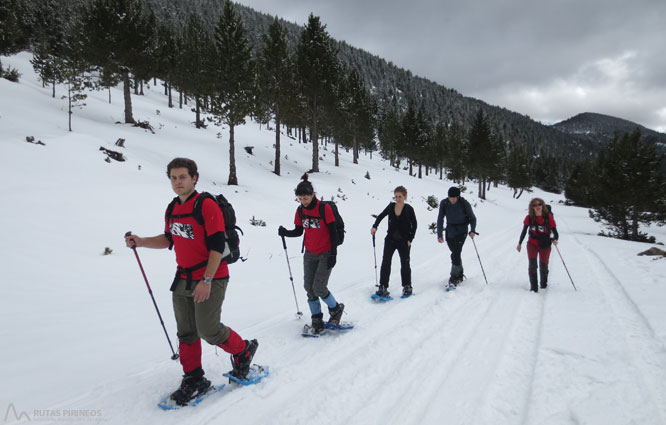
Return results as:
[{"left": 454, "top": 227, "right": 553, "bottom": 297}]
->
[{"left": 172, "top": 278, "right": 231, "bottom": 345}]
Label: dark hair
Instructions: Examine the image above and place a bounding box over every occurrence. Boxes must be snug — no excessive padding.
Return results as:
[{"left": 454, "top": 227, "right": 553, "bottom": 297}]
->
[
  {"left": 295, "top": 173, "right": 314, "bottom": 196},
  {"left": 167, "top": 158, "right": 199, "bottom": 180},
  {"left": 394, "top": 186, "right": 407, "bottom": 197}
]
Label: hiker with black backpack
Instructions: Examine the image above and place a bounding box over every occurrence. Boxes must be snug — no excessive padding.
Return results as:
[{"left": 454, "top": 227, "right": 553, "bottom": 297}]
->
[
  {"left": 124, "top": 158, "right": 258, "bottom": 407},
  {"left": 278, "top": 174, "right": 345, "bottom": 335},
  {"left": 516, "top": 197, "right": 559, "bottom": 292},
  {"left": 371, "top": 186, "right": 418, "bottom": 298},
  {"left": 437, "top": 187, "right": 477, "bottom": 287}
]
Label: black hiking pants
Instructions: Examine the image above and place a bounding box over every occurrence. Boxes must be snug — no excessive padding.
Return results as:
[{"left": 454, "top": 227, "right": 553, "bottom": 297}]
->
[
  {"left": 379, "top": 238, "right": 411, "bottom": 288},
  {"left": 446, "top": 233, "right": 467, "bottom": 268}
]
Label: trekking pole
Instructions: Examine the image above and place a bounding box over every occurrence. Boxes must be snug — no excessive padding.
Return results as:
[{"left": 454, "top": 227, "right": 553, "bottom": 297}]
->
[
  {"left": 125, "top": 232, "right": 179, "bottom": 360},
  {"left": 471, "top": 236, "right": 489, "bottom": 285},
  {"left": 281, "top": 235, "right": 303, "bottom": 318},
  {"left": 372, "top": 234, "right": 379, "bottom": 287},
  {"left": 554, "top": 244, "right": 577, "bottom": 291}
]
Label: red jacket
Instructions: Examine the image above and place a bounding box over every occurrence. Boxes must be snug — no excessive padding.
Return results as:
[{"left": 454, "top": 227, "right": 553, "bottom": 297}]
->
[
  {"left": 523, "top": 214, "right": 556, "bottom": 247},
  {"left": 165, "top": 192, "right": 229, "bottom": 279},
  {"left": 295, "top": 200, "right": 336, "bottom": 254}
]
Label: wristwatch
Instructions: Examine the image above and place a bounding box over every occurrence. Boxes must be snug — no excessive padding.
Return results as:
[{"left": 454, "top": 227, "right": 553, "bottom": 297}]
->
[{"left": 202, "top": 276, "right": 213, "bottom": 285}]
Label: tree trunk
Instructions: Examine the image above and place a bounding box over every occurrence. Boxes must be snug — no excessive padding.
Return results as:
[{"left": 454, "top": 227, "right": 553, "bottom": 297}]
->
[
  {"left": 195, "top": 98, "right": 202, "bottom": 128},
  {"left": 228, "top": 124, "right": 238, "bottom": 185},
  {"left": 311, "top": 120, "right": 319, "bottom": 172},
  {"left": 168, "top": 82, "right": 173, "bottom": 108},
  {"left": 68, "top": 82, "right": 72, "bottom": 132},
  {"left": 163, "top": 81, "right": 168, "bottom": 95},
  {"left": 353, "top": 134, "right": 359, "bottom": 164},
  {"left": 133, "top": 77, "right": 139, "bottom": 95},
  {"left": 335, "top": 141, "right": 339, "bottom": 167},
  {"left": 108, "top": 87, "right": 111, "bottom": 104},
  {"left": 418, "top": 163, "right": 422, "bottom": 179},
  {"left": 52, "top": 79, "right": 56, "bottom": 98},
  {"left": 140, "top": 80, "right": 144, "bottom": 95},
  {"left": 122, "top": 72, "right": 136, "bottom": 124},
  {"left": 274, "top": 116, "right": 281, "bottom": 176},
  {"left": 179, "top": 91, "right": 183, "bottom": 109}
]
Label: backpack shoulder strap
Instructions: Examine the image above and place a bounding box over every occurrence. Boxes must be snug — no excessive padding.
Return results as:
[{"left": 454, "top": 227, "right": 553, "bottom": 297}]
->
[
  {"left": 319, "top": 200, "right": 327, "bottom": 221},
  {"left": 192, "top": 192, "right": 215, "bottom": 226},
  {"left": 165, "top": 196, "right": 179, "bottom": 223}
]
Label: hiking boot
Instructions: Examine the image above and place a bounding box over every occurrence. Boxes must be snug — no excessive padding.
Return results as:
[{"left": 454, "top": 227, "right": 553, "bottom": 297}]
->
[
  {"left": 402, "top": 285, "right": 413, "bottom": 296},
  {"left": 310, "top": 313, "right": 325, "bottom": 334},
  {"left": 449, "top": 275, "right": 464, "bottom": 286},
  {"left": 375, "top": 285, "right": 390, "bottom": 298},
  {"left": 169, "top": 368, "right": 212, "bottom": 406},
  {"left": 229, "top": 339, "right": 258, "bottom": 380},
  {"left": 539, "top": 262, "right": 549, "bottom": 289},
  {"left": 328, "top": 303, "right": 345, "bottom": 325}
]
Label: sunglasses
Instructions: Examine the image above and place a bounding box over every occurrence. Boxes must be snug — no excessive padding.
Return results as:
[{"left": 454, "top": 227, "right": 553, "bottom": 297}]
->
[{"left": 533, "top": 203, "right": 542, "bottom": 207}]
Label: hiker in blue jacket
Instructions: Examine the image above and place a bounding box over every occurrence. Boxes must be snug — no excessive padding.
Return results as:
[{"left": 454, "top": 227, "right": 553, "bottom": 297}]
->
[{"left": 436, "top": 187, "right": 477, "bottom": 286}]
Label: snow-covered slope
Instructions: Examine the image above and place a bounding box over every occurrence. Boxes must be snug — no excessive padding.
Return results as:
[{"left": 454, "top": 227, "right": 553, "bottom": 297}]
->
[{"left": 1, "top": 52, "right": 665, "bottom": 425}]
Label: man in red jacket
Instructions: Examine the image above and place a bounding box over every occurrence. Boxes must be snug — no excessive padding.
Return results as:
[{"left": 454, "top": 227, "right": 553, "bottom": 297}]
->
[{"left": 125, "top": 158, "right": 257, "bottom": 406}]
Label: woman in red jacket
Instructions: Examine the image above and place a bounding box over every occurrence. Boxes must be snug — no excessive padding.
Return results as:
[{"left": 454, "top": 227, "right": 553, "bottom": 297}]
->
[{"left": 516, "top": 197, "right": 559, "bottom": 292}]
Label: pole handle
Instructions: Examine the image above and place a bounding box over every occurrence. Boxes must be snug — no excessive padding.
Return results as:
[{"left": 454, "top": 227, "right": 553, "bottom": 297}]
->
[{"left": 125, "top": 231, "right": 137, "bottom": 249}]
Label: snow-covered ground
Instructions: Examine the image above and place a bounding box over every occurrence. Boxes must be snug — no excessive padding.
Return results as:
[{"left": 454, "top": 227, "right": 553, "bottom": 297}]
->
[{"left": 1, "top": 52, "right": 665, "bottom": 425}]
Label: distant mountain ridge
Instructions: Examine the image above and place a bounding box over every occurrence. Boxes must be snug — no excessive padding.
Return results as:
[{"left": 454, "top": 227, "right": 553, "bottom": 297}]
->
[{"left": 553, "top": 112, "right": 666, "bottom": 147}]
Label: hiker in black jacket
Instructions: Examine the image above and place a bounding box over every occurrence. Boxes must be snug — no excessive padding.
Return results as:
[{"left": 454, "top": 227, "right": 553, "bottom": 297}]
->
[
  {"left": 436, "top": 187, "right": 477, "bottom": 286},
  {"left": 371, "top": 186, "right": 418, "bottom": 297}
]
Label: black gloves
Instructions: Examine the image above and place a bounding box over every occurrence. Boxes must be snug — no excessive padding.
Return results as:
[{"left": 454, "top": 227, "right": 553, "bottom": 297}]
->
[
  {"left": 327, "top": 254, "right": 337, "bottom": 269},
  {"left": 278, "top": 226, "right": 287, "bottom": 237}
]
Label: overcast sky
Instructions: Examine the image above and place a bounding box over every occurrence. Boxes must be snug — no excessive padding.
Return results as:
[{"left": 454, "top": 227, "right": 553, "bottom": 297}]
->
[{"left": 235, "top": 0, "right": 666, "bottom": 132}]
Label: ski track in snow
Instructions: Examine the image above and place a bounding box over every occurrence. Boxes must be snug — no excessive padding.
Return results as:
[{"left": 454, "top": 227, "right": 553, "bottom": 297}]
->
[{"left": 522, "top": 218, "right": 666, "bottom": 425}]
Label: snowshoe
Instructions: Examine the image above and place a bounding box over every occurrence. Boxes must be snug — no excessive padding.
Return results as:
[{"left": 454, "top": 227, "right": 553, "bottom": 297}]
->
[
  {"left": 166, "top": 368, "right": 213, "bottom": 407},
  {"left": 371, "top": 285, "right": 392, "bottom": 301},
  {"left": 223, "top": 364, "right": 269, "bottom": 386}
]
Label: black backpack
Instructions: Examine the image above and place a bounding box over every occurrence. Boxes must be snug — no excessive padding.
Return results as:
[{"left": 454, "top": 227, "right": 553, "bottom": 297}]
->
[
  {"left": 166, "top": 192, "right": 243, "bottom": 264},
  {"left": 298, "top": 200, "right": 345, "bottom": 246},
  {"left": 529, "top": 205, "right": 553, "bottom": 248}
]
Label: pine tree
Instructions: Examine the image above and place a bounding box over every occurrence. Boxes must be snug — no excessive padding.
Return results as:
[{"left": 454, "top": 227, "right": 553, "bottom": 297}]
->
[
  {"left": 467, "top": 110, "right": 493, "bottom": 198},
  {"left": 590, "top": 129, "right": 666, "bottom": 241},
  {"left": 256, "top": 17, "right": 297, "bottom": 176},
  {"left": 296, "top": 14, "right": 340, "bottom": 173},
  {"left": 400, "top": 102, "right": 419, "bottom": 176},
  {"left": 175, "top": 13, "right": 215, "bottom": 127},
  {"left": 211, "top": 0, "right": 255, "bottom": 186},
  {"left": 565, "top": 160, "right": 595, "bottom": 206},
  {"left": 378, "top": 108, "right": 402, "bottom": 168},
  {"left": 432, "top": 122, "right": 449, "bottom": 179},
  {"left": 506, "top": 142, "right": 531, "bottom": 198},
  {"left": 347, "top": 69, "right": 375, "bottom": 164},
  {"left": 488, "top": 131, "right": 507, "bottom": 189},
  {"left": 446, "top": 121, "right": 468, "bottom": 184},
  {"left": 75, "top": 0, "right": 157, "bottom": 124},
  {"left": 0, "top": 0, "right": 30, "bottom": 57}
]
